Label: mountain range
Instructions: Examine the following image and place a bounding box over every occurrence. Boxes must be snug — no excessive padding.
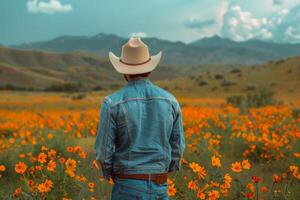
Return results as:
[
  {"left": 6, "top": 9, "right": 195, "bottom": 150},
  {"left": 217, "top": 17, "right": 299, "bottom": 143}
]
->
[{"left": 13, "top": 33, "right": 300, "bottom": 66}]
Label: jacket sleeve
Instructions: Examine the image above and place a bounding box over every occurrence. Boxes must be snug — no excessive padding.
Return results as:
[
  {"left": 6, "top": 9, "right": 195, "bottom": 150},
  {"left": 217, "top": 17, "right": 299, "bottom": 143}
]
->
[
  {"left": 168, "top": 101, "right": 186, "bottom": 172},
  {"left": 94, "top": 97, "right": 117, "bottom": 180}
]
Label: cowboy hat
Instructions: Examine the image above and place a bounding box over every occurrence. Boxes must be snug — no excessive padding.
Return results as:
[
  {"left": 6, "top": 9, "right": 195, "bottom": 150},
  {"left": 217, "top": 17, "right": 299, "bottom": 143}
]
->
[{"left": 108, "top": 36, "right": 162, "bottom": 75}]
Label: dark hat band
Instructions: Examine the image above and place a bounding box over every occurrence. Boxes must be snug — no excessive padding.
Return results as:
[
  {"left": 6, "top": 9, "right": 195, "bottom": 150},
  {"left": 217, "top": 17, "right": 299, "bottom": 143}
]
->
[{"left": 119, "top": 58, "right": 151, "bottom": 66}]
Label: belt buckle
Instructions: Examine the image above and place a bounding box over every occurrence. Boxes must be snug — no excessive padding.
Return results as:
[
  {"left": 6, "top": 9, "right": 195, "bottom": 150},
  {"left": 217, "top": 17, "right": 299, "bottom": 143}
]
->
[{"left": 155, "top": 174, "right": 165, "bottom": 185}]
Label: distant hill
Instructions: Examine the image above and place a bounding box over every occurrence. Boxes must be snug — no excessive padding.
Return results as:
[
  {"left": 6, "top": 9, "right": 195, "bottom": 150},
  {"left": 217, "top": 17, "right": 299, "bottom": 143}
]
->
[
  {"left": 156, "top": 55, "right": 300, "bottom": 100},
  {"left": 191, "top": 36, "right": 300, "bottom": 59},
  {"left": 0, "top": 46, "right": 186, "bottom": 90},
  {"left": 0, "top": 46, "right": 299, "bottom": 100},
  {"left": 13, "top": 33, "right": 300, "bottom": 66}
]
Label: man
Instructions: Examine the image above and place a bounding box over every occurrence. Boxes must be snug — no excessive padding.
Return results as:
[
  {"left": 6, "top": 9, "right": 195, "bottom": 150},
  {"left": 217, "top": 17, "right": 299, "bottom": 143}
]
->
[{"left": 94, "top": 36, "right": 186, "bottom": 200}]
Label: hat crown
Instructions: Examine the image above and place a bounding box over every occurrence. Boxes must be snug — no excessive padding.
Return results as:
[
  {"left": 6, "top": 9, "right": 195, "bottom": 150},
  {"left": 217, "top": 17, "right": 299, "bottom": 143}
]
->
[{"left": 121, "top": 37, "right": 150, "bottom": 64}]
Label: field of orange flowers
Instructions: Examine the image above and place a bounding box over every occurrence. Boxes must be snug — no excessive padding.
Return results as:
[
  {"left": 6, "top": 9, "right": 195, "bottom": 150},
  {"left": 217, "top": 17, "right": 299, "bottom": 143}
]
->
[{"left": 0, "top": 91, "right": 299, "bottom": 200}]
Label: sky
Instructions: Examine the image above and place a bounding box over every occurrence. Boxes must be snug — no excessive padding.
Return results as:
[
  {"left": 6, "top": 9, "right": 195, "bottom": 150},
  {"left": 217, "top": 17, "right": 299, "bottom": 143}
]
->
[{"left": 0, "top": 0, "right": 300, "bottom": 45}]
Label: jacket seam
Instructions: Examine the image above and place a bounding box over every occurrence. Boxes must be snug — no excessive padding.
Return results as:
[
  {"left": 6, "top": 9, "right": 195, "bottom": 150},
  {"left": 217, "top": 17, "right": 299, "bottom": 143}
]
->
[
  {"left": 103, "top": 97, "right": 112, "bottom": 168},
  {"left": 110, "top": 97, "right": 176, "bottom": 107},
  {"left": 120, "top": 103, "right": 130, "bottom": 169}
]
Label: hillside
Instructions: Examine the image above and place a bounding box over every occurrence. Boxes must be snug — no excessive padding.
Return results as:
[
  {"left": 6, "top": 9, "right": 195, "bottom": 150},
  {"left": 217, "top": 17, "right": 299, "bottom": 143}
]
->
[
  {"left": 0, "top": 46, "right": 186, "bottom": 90},
  {"left": 156, "top": 56, "right": 300, "bottom": 101},
  {"left": 1, "top": 46, "right": 299, "bottom": 100},
  {"left": 13, "top": 33, "right": 300, "bottom": 66}
]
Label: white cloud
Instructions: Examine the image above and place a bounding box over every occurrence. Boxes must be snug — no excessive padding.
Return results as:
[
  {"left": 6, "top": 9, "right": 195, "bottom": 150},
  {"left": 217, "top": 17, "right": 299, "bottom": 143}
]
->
[
  {"left": 271, "top": 5, "right": 300, "bottom": 43},
  {"left": 130, "top": 32, "right": 147, "bottom": 38},
  {"left": 182, "top": 1, "right": 229, "bottom": 38},
  {"left": 220, "top": 5, "right": 271, "bottom": 41},
  {"left": 27, "top": 0, "right": 72, "bottom": 14},
  {"left": 184, "top": 18, "right": 216, "bottom": 29},
  {"left": 216, "top": 0, "right": 229, "bottom": 30},
  {"left": 184, "top": 0, "right": 300, "bottom": 43}
]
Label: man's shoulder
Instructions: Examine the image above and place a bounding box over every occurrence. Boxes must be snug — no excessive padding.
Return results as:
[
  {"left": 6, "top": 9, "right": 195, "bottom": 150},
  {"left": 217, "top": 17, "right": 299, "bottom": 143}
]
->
[
  {"left": 151, "top": 84, "right": 178, "bottom": 103},
  {"left": 102, "top": 83, "right": 178, "bottom": 106},
  {"left": 103, "top": 87, "right": 126, "bottom": 105}
]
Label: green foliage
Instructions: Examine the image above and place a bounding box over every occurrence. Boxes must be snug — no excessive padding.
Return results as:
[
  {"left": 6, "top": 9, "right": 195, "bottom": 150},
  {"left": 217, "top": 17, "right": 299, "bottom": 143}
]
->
[
  {"left": 227, "top": 88, "right": 280, "bottom": 113},
  {"left": 44, "top": 83, "right": 82, "bottom": 92},
  {"left": 0, "top": 84, "right": 38, "bottom": 91},
  {"left": 291, "top": 107, "right": 300, "bottom": 120},
  {"left": 71, "top": 93, "right": 86, "bottom": 100}
]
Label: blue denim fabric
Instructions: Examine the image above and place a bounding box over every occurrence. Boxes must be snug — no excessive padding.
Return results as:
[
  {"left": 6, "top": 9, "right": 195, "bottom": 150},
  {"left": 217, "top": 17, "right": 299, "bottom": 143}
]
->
[
  {"left": 111, "top": 175, "right": 169, "bottom": 200},
  {"left": 94, "top": 77, "right": 186, "bottom": 180}
]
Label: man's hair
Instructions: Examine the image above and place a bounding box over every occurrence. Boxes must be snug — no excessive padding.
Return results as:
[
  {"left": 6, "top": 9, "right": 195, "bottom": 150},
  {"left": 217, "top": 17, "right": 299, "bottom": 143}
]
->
[
  {"left": 123, "top": 72, "right": 151, "bottom": 82},
  {"left": 127, "top": 72, "right": 151, "bottom": 79}
]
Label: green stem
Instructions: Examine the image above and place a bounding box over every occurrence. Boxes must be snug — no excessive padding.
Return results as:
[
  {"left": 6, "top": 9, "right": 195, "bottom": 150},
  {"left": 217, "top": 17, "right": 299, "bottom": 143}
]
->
[{"left": 255, "top": 183, "right": 258, "bottom": 200}]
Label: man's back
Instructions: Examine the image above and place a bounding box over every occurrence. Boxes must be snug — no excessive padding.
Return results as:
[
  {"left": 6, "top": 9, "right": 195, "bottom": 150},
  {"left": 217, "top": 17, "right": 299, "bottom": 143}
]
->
[{"left": 95, "top": 77, "right": 186, "bottom": 179}]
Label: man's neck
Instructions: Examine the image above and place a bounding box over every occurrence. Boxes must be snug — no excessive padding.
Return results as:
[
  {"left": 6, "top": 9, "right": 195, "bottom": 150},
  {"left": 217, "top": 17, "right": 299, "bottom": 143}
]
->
[{"left": 126, "top": 77, "right": 151, "bottom": 85}]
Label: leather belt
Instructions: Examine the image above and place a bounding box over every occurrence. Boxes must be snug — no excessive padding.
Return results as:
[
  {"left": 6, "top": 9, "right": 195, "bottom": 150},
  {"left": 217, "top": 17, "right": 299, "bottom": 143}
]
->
[{"left": 115, "top": 173, "right": 168, "bottom": 185}]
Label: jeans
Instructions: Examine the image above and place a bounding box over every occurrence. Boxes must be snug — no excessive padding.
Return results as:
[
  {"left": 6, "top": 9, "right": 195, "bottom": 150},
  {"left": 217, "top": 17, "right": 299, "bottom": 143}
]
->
[{"left": 111, "top": 174, "right": 169, "bottom": 200}]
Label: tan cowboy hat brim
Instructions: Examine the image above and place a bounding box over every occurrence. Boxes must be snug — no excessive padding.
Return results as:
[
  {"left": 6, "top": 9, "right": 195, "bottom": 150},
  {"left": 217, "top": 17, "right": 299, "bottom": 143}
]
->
[{"left": 108, "top": 51, "right": 162, "bottom": 75}]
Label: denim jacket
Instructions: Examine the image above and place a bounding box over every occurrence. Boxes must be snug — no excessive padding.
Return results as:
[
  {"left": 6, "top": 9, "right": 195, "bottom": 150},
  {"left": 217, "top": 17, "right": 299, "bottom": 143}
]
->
[{"left": 94, "top": 77, "right": 186, "bottom": 180}]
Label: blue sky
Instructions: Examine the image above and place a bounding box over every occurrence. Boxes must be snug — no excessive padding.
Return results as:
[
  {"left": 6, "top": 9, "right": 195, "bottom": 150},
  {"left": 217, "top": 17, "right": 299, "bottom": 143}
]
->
[{"left": 0, "top": 0, "right": 300, "bottom": 45}]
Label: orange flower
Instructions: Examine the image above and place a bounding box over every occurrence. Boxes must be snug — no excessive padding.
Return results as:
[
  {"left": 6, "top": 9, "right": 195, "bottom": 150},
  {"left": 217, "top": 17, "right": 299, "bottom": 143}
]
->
[
  {"left": 197, "top": 166, "right": 207, "bottom": 180},
  {"left": 188, "top": 180, "right": 198, "bottom": 190},
  {"left": 108, "top": 177, "right": 114, "bottom": 185},
  {"left": 74, "top": 146, "right": 82, "bottom": 153},
  {"left": 189, "top": 162, "right": 200, "bottom": 172},
  {"left": 294, "top": 152, "right": 300, "bottom": 158},
  {"left": 167, "top": 184, "right": 176, "bottom": 196},
  {"left": 231, "top": 162, "right": 242, "bottom": 173},
  {"left": 47, "top": 160, "right": 56, "bottom": 172},
  {"left": 211, "top": 155, "right": 221, "bottom": 168},
  {"left": 273, "top": 174, "right": 281, "bottom": 182},
  {"left": 210, "top": 181, "right": 220, "bottom": 187},
  {"left": 37, "top": 183, "right": 46, "bottom": 193},
  {"left": 224, "top": 173, "right": 232, "bottom": 184},
  {"left": 19, "top": 154, "right": 25, "bottom": 158},
  {"left": 59, "top": 157, "right": 65, "bottom": 164},
  {"left": 93, "top": 160, "right": 99, "bottom": 170},
  {"left": 261, "top": 186, "right": 268, "bottom": 193},
  {"left": 247, "top": 183, "right": 255, "bottom": 192},
  {"left": 197, "top": 191, "right": 206, "bottom": 199},
  {"left": 79, "top": 151, "right": 87, "bottom": 159},
  {"left": 38, "top": 153, "right": 47, "bottom": 164},
  {"left": 47, "top": 149, "right": 57, "bottom": 160},
  {"left": 88, "top": 182, "right": 95, "bottom": 188},
  {"left": 67, "top": 146, "right": 74, "bottom": 153},
  {"left": 65, "top": 169, "right": 75, "bottom": 177},
  {"left": 44, "top": 179, "right": 53, "bottom": 190},
  {"left": 99, "top": 176, "right": 104, "bottom": 182},
  {"left": 41, "top": 146, "right": 48, "bottom": 151},
  {"left": 242, "top": 159, "right": 251, "bottom": 170},
  {"left": 37, "top": 179, "right": 53, "bottom": 193},
  {"left": 35, "top": 165, "right": 43, "bottom": 171},
  {"left": 15, "top": 162, "right": 27, "bottom": 174},
  {"left": 13, "top": 187, "right": 22, "bottom": 198},
  {"left": 189, "top": 162, "right": 206, "bottom": 179},
  {"left": 47, "top": 133, "right": 54, "bottom": 139},
  {"left": 65, "top": 158, "right": 76, "bottom": 171},
  {"left": 28, "top": 180, "right": 34, "bottom": 186},
  {"left": 80, "top": 176, "right": 87, "bottom": 182},
  {"left": 9, "top": 138, "right": 15, "bottom": 144},
  {"left": 0, "top": 165, "right": 5, "bottom": 172},
  {"left": 289, "top": 165, "right": 298, "bottom": 173},
  {"left": 207, "top": 190, "right": 220, "bottom": 200}
]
